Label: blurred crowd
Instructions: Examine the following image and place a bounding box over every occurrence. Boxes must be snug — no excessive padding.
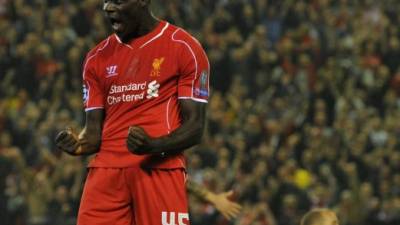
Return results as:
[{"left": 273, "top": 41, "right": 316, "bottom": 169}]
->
[{"left": 1, "top": 0, "right": 400, "bottom": 225}]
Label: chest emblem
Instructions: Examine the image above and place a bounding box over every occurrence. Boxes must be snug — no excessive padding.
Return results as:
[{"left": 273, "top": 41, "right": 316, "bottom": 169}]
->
[
  {"left": 147, "top": 80, "right": 160, "bottom": 99},
  {"left": 106, "top": 65, "right": 118, "bottom": 77},
  {"left": 150, "top": 57, "right": 164, "bottom": 77}
]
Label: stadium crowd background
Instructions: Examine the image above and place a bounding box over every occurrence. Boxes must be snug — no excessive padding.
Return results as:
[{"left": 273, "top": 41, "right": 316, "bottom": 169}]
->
[{"left": 1, "top": 0, "right": 400, "bottom": 224}]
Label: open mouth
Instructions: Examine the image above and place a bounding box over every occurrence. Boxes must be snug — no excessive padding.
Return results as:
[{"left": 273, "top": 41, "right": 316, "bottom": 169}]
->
[{"left": 110, "top": 18, "right": 124, "bottom": 32}]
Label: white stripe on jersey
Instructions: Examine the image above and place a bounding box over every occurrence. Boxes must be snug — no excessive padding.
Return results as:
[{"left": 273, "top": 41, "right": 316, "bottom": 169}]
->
[
  {"left": 82, "top": 37, "right": 111, "bottom": 108},
  {"left": 140, "top": 22, "right": 169, "bottom": 49},
  {"left": 171, "top": 29, "right": 198, "bottom": 99},
  {"left": 178, "top": 96, "right": 208, "bottom": 103}
]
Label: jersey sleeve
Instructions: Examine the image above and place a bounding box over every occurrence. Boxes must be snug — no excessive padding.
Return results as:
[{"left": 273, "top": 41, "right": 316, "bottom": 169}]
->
[
  {"left": 176, "top": 32, "right": 210, "bottom": 103},
  {"left": 82, "top": 54, "right": 104, "bottom": 111}
]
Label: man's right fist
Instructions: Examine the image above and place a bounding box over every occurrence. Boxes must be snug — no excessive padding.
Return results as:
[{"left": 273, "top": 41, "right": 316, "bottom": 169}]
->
[{"left": 55, "top": 128, "right": 81, "bottom": 155}]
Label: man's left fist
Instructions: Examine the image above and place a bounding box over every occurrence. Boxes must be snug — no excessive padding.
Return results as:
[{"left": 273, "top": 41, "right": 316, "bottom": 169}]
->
[{"left": 126, "top": 126, "right": 154, "bottom": 155}]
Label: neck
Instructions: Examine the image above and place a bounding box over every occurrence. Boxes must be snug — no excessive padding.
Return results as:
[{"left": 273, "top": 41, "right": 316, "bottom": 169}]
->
[{"left": 121, "top": 11, "right": 159, "bottom": 43}]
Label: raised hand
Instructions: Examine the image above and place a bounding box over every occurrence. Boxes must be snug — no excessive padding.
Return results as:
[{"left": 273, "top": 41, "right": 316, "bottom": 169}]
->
[{"left": 207, "top": 190, "right": 242, "bottom": 220}]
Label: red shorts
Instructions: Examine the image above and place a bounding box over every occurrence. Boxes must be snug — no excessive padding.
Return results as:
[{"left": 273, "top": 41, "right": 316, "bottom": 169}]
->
[{"left": 77, "top": 167, "right": 189, "bottom": 225}]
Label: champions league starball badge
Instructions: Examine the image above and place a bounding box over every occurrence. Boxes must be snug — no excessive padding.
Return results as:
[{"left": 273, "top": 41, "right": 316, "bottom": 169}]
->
[
  {"left": 83, "top": 84, "right": 88, "bottom": 103},
  {"left": 199, "top": 70, "right": 208, "bottom": 97}
]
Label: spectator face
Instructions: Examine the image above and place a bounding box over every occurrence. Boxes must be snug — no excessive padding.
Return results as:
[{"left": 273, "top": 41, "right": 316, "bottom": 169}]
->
[{"left": 103, "top": 0, "right": 150, "bottom": 40}]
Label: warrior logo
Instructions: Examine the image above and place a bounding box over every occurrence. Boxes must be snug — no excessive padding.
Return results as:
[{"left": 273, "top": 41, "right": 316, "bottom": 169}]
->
[{"left": 106, "top": 65, "right": 118, "bottom": 77}]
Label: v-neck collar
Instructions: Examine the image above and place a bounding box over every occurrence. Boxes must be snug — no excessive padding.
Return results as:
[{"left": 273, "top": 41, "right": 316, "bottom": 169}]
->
[{"left": 114, "top": 21, "right": 169, "bottom": 50}]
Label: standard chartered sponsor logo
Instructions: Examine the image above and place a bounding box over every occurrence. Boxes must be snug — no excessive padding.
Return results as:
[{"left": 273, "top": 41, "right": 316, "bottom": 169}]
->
[
  {"left": 146, "top": 80, "right": 160, "bottom": 99},
  {"left": 107, "top": 81, "right": 160, "bottom": 105},
  {"left": 109, "top": 82, "right": 147, "bottom": 94}
]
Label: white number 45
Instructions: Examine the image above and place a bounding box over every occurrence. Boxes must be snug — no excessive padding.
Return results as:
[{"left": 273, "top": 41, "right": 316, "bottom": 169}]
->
[{"left": 161, "top": 212, "right": 189, "bottom": 225}]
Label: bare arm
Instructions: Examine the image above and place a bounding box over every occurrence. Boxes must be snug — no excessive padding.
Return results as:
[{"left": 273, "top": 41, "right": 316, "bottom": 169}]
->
[
  {"left": 187, "top": 180, "right": 242, "bottom": 220},
  {"left": 127, "top": 99, "right": 206, "bottom": 156},
  {"left": 187, "top": 179, "right": 209, "bottom": 200},
  {"left": 55, "top": 109, "right": 104, "bottom": 156}
]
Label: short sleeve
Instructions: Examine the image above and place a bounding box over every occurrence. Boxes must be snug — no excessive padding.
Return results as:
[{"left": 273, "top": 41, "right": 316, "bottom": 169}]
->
[
  {"left": 82, "top": 55, "right": 104, "bottom": 111},
  {"left": 176, "top": 33, "right": 210, "bottom": 103}
]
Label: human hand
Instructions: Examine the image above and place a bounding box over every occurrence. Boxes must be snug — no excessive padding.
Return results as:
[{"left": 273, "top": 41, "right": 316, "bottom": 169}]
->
[
  {"left": 55, "top": 127, "right": 81, "bottom": 155},
  {"left": 207, "top": 190, "right": 242, "bottom": 220},
  {"left": 126, "top": 126, "right": 155, "bottom": 155}
]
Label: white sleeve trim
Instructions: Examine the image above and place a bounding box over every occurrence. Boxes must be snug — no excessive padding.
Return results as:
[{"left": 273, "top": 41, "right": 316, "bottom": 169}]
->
[
  {"left": 171, "top": 29, "right": 198, "bottom": 99},
  {"left": 178, "top": 97, "right": 208, "bottom": 103},
  {"left": 82, "top": 37, "right": 111, "bottom": 107},
  {"left": 85, "top": 107, "right": 104, "bottom": 112}
]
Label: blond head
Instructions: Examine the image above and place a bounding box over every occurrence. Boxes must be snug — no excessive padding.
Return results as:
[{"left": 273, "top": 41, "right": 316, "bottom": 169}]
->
[{"left": 300, "top": 208, "right": 339, "bottom": 225}]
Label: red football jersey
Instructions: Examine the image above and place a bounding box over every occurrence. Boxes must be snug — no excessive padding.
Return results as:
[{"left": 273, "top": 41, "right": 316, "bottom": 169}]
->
[{"left": 82, "top": 21, "right": 210, "bottom": 168}]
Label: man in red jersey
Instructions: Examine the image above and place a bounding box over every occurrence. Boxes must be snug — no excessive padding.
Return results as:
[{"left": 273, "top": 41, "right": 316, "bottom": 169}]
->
[{"left": 55, "top": 0, "right": 209, "bottom": 224}]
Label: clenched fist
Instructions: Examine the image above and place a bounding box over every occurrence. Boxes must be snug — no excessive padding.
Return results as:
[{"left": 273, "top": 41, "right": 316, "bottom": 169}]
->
[
  {"left": 126, "top": 126, "right": 157, "bottom": 155},
  {"left": 55, "top": 128, "right": 81, "bottom": 155}
]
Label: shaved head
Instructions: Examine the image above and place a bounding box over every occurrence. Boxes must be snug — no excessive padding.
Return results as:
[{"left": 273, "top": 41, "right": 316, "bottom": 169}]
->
[{"left": 301, "top": 208, "right": 339, "bottom": 225}]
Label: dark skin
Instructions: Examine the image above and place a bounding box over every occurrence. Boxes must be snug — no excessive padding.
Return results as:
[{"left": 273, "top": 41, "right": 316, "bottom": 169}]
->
[
  {"left": 127, "top": 99, "right": 206, "bottom": 156},
  {"left": 55, "top": 110, "right": 104, "bottom": 155},
  {"left": 55, "top": 0, "right": 206, "bottom": 156},
  {"left": 104, "top": 0, "right": 158, "bottom": 43},
  {"left": 56, "top": 100, "right": 205, "bottom": 156}
]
